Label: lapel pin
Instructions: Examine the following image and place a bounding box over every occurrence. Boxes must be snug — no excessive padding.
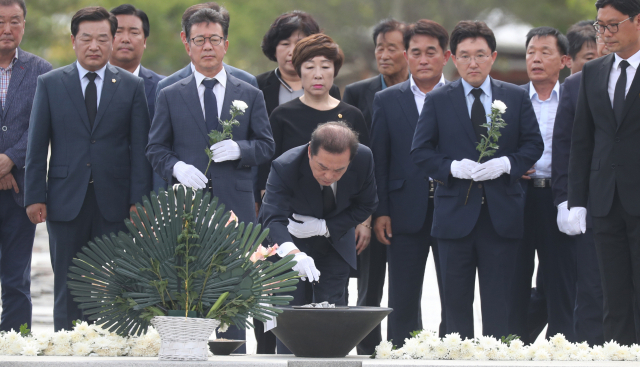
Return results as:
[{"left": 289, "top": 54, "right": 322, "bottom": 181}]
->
[
  {"left": 112, "top": 79, "right": 116, "bottom": 83},
  {"left": 338, "top": 113, "right": 343, "bottom": 118}
]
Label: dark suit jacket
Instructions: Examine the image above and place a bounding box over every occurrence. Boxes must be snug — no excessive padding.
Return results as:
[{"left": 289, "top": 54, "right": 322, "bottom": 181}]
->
[
  {"left": 156, "top": 63, "right": 257, "bottom": 102},
  {"left": 0, "top": 48, "right": 52, "bottom": 207},
  {"left": 568, "top": 54, "right": 640, "bottom": 217},
  {"left": 25, "top": 63, "right": 152, "bottom": 222},
  {"left": 370, "top": 78, "right": 430, "bottom": 234},
  {"left": 256, "top": 69, "right": 341, "bottom": 117},
  {"left": 411, "top": 77, "right": 543, "bottom": 239},
  {"left": 259, "top": 143, "right": 378, "bottom": 269},
  {"left": 138, "top": 65, "right": 164, "bottom": 122},
  {"left": 343, "top": 75, "right": 383, "bottom": 130},
  {"left": 146, "top": 72, "right": 274, "bottom": 223}
]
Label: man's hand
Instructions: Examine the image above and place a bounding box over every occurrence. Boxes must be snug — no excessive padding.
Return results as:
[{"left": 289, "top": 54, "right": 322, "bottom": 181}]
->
[
  {"left": 26, "top": 203, "right": 47, "bottom": 224},
  {"left": 287, "top": 213, "right": 328, "bottom": 238},
  {"left": 374, "top": 216, "right": 392, "bottom": 245},
  {"left": 471, "top": 157, "right": 511, "bottom": 181},
  {"left": 292, "top": 252, "right": 320, "bottom": 282},
  {"left": 0, "top": 172, "right": 18, "bottom": 193},
  {"left": 450, "top": 159, "right": 479, "bottom": 179},
  {"left": 522, "top": 167, "right": 536, "bottom": 180},
  {"left": 562, "top": 206, "right": 587, "bottom": 236},
  {"left": 173, "top": 161, "right": 207, "bottom": 189},
  {"left": 0, "top": 154, "right": 14, "bottom": 178},
  {"left": 210, "top": 140, "right": 241, "bottom": 162},
  {"left": 355, "top": 224, "right": 371, "bottom": 255}
]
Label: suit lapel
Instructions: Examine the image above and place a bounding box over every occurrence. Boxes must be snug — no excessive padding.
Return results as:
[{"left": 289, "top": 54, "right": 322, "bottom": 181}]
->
[
  {"left": 178, "top": 74, "right": 209, "bottom": 140},
  {"left": 61, "top": 63, "right": 91, "bottom": 132},
  {"left": 92, "top": 65, "right": 120, "bottom": 133},
  {"left": 220, "top": 73, "right": 242, "bottom": 122},
  {"left": 2, "top": 51, "right": 27, "bottom": 119},
  {"left": 365, "top": 76, "right": 382, "bottom": 116},
  {"left": 448, "top": 81, "right": 477, "bottom": 145},
  {"left": 139, "top": 66, "right": 154, "bottom": 103},
  {"left": 398, "top": 81, "right": 419, "bottom": 130},
  {"left": 299, "top": 154, "right": 324, "bottom": 219},
  {"left": 334, "top": 170, "right": 356, "bottom": 216},
  {"left": 598, "top": 55, "right": 617, "bottom": 131},
  {"left": 263, "top": 70, "right": 279, "bottom": 113},
  {"left": 620, "top": 63, "right": 640, "bottom": 129}
]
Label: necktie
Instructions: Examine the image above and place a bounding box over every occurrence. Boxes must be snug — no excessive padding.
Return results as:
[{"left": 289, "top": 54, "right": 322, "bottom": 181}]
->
[
  {"left": 470, "top": 88, "right": 486, "bottom": 143},
  {"left": 322, "top": 185, "right": 336, "bottom": 218},
  {"left": 85, "top": 72, "right": 98, "bottom": 131},
  {"left": 202, "top": 79, "right": 219, "bottom": 132},
  {"left": 613, "top": 60, "right": 630, "bottom": 127}
]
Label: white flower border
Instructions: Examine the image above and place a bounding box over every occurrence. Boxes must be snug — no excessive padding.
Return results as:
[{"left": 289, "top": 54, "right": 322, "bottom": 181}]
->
[{"left": 375, "top": 331, "right": 640, "bottom": 361}]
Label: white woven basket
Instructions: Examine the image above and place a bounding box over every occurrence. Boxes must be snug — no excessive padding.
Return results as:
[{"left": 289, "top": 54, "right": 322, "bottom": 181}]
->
[{"left": 151, "top": 316, "right": 221, "bottom": 361}]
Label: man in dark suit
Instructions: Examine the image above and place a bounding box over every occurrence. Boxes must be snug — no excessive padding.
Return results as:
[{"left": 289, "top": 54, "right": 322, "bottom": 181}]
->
[
  {"left": 509, "top": 26, "right": 577, "bottom": 344},
  {"left": 411, "top": 20, "right": 543, "bottom": 339},
  {"left": 146, "top": 8, "right": 273, "bottom": 348},
  {"left": 24, "top": 7, "right": 152, "bottom": 331},
  {"left": 342, "top": 18, "right": 408, "bottom": 354},
  {"left": 371, "top": 19, "right": 449, "bottom": 347},
  {"left": 567, "top": 0, "right": 640, "bottom": 345},
  {"left": 108, "top": 4, "right": 165, "bottom": 193},
  {"left": 0, "top": 0, "right": 52, "bottom": 332},
  {"left": 259, "top": 122, "right": 378, "bottom": 352}
]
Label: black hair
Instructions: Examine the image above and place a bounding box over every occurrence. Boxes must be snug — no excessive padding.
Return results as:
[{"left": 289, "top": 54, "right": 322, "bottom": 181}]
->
[
  {"left": 449, "top": 21, "right": 496, "bottom": 55},
  {"left": 525, "top": 26, "right": 569, "bottom": 56},
  {"left": 310, "top": 121, "right": 359, "bottom": 161},
  {"left": 595, "top": 0, "right": 640, "bottom": 18},
  {"left": 566, "top": 20, "right": 597, "bottom": 59},
  {"left": 184, "top": 8, "right": 229, "bottom": 41},
  {"left": 404, "top": 19, "right": 449, "bottom": 52},
  {"left": 372, "top": 18, "right": 406, "bottom": 46},
  {"left": 0, "top": 0, "right": 26, "bottom": 18},
  {"left": 261, "top": 11, "right": 320, "bottom": 62},
  {"left": 110, "top": 4, "right": 150, "bottom": 38},
  {"left": 71, "top": 7, "right": 118, "bottom": 38}
]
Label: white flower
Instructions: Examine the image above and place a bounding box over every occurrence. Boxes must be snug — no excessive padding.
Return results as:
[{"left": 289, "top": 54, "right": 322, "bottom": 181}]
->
[
  {"left": 72, "top": 342, "right": 92, "bottom": 356},
  {"left": 550, "top": 333, "right": 569, "bottom": 349},
  {"left": 20, "top": 341, "right": 39, "bottom": 356},
  {"left": 572, "top": 349, "right": 592, "bottom": 361},
  {"left": 442, "top": 333, "right": 462, "bottom": 351},
  {"left": 533, "top": 348, "right": 550, "bottom": 361},
  {"left": 433, "top": 343, "right": 448, "bottom": 359},
  {"left": 73, "top": 321, "right": 90, "bottom": 333},
  {"left": 492, "top": 100, "right": 507, "bottom": 114},
  {"left": 509, "top": 339, "right": 524, "bottom": 350},
  {"left": 232, "top": 100, "right": 248, "bottom": 112},
  {"left": 218, "top": 323, "right": 229, "bottom": 333}
]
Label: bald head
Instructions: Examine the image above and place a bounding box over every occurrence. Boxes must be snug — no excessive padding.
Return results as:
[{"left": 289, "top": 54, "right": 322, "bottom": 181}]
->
[{"left": 310, "top": 121, "right": 360, "bottom": 161}]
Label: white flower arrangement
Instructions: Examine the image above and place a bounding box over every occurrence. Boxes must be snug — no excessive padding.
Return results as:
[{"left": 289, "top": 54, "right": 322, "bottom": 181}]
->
[{"left": 375, "top": 331, "right": 640, "bottom": 362}]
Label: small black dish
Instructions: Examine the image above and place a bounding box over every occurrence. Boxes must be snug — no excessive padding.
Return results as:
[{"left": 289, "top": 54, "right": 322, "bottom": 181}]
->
[{"left": 208, "top": 339, "right": 245, "bottom": 355}]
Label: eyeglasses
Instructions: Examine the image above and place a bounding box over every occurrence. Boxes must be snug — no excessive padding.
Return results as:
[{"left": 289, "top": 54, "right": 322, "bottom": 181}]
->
[
  {"left": 593, "top": 17, "right": 633, "bottom": 34},
  {"left": 455, "top": 54, "right": 491, "bottom": 65},
  {"left": 191, "top": 35, "right": 224, "bottom": 47}
]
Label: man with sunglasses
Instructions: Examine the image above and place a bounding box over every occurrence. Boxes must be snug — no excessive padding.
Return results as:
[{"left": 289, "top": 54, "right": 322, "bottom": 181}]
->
[
  {"left": 566, "top": 0, "right": 640, "bottom": 345},
  {"left": 145, "top": 7, "right": 273, "bottom": 349}
]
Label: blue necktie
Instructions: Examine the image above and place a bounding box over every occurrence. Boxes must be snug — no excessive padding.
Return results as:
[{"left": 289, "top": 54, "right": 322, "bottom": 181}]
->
[{"left": 202, "top": 79, "right": 219, "bottom": 132}]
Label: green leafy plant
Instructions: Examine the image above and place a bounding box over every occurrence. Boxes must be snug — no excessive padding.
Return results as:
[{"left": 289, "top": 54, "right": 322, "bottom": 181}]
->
[
  {"left": 19, "top": 323, "right": 30, "bottom": 337},
  {"left": 204, "top": 101, "right": 246, "bottom": 175},
  {"left": 500, "top": 334, "right": 521, "bottom": 346},
  {"left": 67, "top": 185, "right": 298, "bottom": 336}
]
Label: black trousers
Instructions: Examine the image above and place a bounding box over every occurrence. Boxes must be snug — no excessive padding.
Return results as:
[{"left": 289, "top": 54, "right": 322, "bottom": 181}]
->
[
  {"left": 0, "top": 190, "right": 36, "bottom": 331},
  {"left": 592, "top": 190, "right": 640, "bottom": 346},
  {"left": 574, "top": 228, "right": 604, "bottom": 346},
  {"left": 387, "top": 200, "right": 445, "bottom": 346},
  {"left": 437, "top": 203, "right": 519, "bottom": 340},
  {"left": 509, "top": 183, "right": 577, "bottom": 344},
  {"left": 47, "top": 184, "right": 127, "bottom": 331}
]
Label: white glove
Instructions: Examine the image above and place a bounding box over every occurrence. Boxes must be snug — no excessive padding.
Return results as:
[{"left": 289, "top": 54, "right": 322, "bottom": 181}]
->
[
  {"left": 564, "top": 206, "right": 587, "bottom": 235},
  {"left": 450, "top": 159, "right": 480, "bottom": 179},
  {"left": 210, "top": 140, "right": 241, "bottom": 162},
  {"left": 287, "top": 213, "right": 329, "bottom": 238},
  {"left": 292, "top": 252, "right": 320, "bottom": 282},
  {"left": 172, "top": 161, "right": 207, "bottom": 189},
  {"left": 556, "top": 201, "right": 571, "bottom": 234},
  {"left": 471, "top": 157, "right": 511, "bottom": 181}
]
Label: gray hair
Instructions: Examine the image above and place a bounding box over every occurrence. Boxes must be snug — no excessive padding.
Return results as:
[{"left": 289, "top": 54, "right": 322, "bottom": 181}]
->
[{"left": 310, "top": 121, "right": 360, "bottom": 160}]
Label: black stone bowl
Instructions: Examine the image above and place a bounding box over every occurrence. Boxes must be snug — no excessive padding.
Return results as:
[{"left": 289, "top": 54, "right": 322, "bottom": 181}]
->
[
  {"left": 270, "top": 306, "right": 392, "bottom": 358},
  {"left": 208, "top": 340, "right": 245, "bottom": 355}
]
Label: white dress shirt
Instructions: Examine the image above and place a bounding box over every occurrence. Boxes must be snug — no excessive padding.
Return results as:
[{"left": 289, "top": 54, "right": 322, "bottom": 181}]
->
[
  {"left": 193, "top": 66, "right": 226, "bottom": 120},
  {"left": 410, "top": 74, "right": 446, "bottom": 115},
  {"left": 461, "top": 76, "right": 493, "bottom": 123},
  {"left": 77, "top": 61, "right": 107, "bottom": 109},
  {"left": 609, "top": 49, "right": 640, "bottom": 106},
  {"left": 132, "top": 64, "right": 141, "bottom": 77},
  {"left": 529, "top": 81, "right": 560, "bottom": 178}
]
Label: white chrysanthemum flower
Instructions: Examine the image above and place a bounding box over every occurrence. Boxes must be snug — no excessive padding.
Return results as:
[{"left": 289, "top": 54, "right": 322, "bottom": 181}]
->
[
  {"left": 492, "top": 100, "right": 507, "bottom": 114},
  {"left": 416, "top": 343, "right": 432, "bottom": 359},
  {"left": 509, "top": 339, "right": 524, "bottom": 350},
  {"left": 403, "top": 338, "right": 420, "bottom": 357},
  {"left": 4, "top": 330, "right": 21, "bottom": 344},
  {"left": 478, "top": 335, "right": 499, "bottom": 350},
  {"left": 553, "top": 351, "right": 571, "bottom": 361},
  {"left": 433, "top": 343, "right": 448, "bottom": 359},
  {"left": 20, "top": 341, "right": 39, "bottom": 356},
  {"left": 72, "top": 342, "right": 92, "bottom": 356},
  {"left": 473, "top": 349, "right": 488, "bottom": 361},
  {"left": 618, "top": 348, "right": 635, "bottom": 361},
  {"left": 52, "top": 330, "right": 72, "bottom": 346},
  {"left": 232, "top": 100, "right": 248, "bottom": 112},
  {"left": 218, "top": 323, "right": 229, "bottom": 333},
  {"left": 51, "top": 343, "right": 73, "bottom": 356},
  {"left": 448, "top": 349, "right": 462, "bottom": 360},
  {"left": 532, "top": 348, "right": 550, "bottom": 361},
  {"left": 511, "top": 348, "right": 528, "bottom": 361},
  {"left": 576, "top": 341, "right": 591, "bottom": 351},
  {"left": 74, "top": 321, "right": 90, "bottom": 334},
  {"left": 374, "top": 340, "right": 393, "bottom": 359},
  {"left": 550, "top": 333, "right": 568, "bottom": 348},
  {"left": 7, "top": 338, "right": 25, "bottom": 356},
  {"left": 460, "top": 339, "right": 474, "bottom": 354},
  {"left": 603, "top": 340, "right": 622, "bottom": 360},
  {"left": 442, "top": 333, "right": 462, "bottom": 351},
  {"left": 630, "top": 344, "right": 640, "bottom": 356},
  {"left": 390, "top": 349, "right": 405, "bottom": 359}
]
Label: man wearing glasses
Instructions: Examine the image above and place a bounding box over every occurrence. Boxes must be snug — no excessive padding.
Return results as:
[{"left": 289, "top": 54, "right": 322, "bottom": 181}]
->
[
  {"left": 145, "top": 7, "right": 273, "bottom": 348},
  {"left": 566, "top": 0, "right": 640, "bottom": 345},
  {"left": 411, "top": 20, "right": 543, "bottom": 339}
]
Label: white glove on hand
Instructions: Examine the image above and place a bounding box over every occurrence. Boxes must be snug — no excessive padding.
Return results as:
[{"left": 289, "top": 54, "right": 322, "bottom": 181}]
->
[
  {"left": 173, "top": 161, "right": 207, "bottom": 189},
  {"left": 471, "top": 157, "right": 511, "bottom": 181},
  {"left": 451, "top": 159, "right": 480, "bottom": 179},
  {"left": 210, "top": 140, "right": 241, "bottom": 162},
  {"left": 564, "top": 206, "right": 587, "bottom": 235},
  {"left": 287, "top": 213, "right": 328, "bottom": 238},
  {"left": 556, "top": 201, "right": 571, "bottom": 234},
  {"left": 292, "top": 252, "right": 320, "bottom": 282}
]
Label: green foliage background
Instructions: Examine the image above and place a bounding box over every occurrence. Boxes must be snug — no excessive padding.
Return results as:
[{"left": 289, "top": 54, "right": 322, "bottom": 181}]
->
[{"left": 21, "top": 0, "right": 597, "bottom": 79}]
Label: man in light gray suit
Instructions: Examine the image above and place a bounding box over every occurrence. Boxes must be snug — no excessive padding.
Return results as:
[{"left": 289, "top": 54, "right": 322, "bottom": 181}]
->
[
  {"left": 0, "top": 0, "right": 52, "bottom": 332},
  {"left": 24, "top": 6, "right": 152, "bottom": 331},
  {"left": 146, "top": 8, "right": 273, "bottom": 349}
]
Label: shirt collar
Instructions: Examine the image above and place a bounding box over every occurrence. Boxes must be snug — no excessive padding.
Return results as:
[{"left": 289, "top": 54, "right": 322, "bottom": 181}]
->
[
  {"left": 410, "top": 73, "right": 446, "bottom": 94},
  {"left": 0, "top": 48, "right": 18, "bottom": 70},
  {"left": 194, "top": 66, "right": 227, "bottom": 89},
  {"left": 380, "top": 74, "right": 388, "bottom": 90},
  {"left": 76, "top": 61, "right": 107, "bottom": 82},
  {"left": 275, "top": 68, "right": 294, "bottom": 93},
  {"left": 132, "top": 64, "right": 141, "bottom": 77},
  {"left": 529, "top": 80, "right": 560, "bottom": 101},
  {"left": 614, "top": 48, "right": 640, "bottom": 71},
  {"left": 462, "top": 76, "right": 491, "bottom": 97}
]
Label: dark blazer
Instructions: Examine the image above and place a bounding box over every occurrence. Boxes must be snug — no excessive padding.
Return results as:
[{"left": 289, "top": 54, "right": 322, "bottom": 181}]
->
[
  {"left": 568, "top": 54, "right": 640, "bottom": 217},
  {"left": 146, "top": 72, "right": 274, "bottom": 223},
  {"left": 138, "top": 65, "right": 165, "bottom": 122},
  {"left": 370, "top": 78, "right": 429, "bottom": 234},
  {"left": 24, "top": 63, "right": 153, "bottom": 222},
  {"left": 259, "top": 143, "right": 378, "bottom": 269},
  {"left": 343, "top": 75, "right": 383, "bottom": 129},
  {"left": 256, "top": 69, "right": 341, "bottom": 117},
  {"left": 411, "top": 77, "right": 543, "bottom": 239},
  {"left": 156, "top": 63, "right": 257, "bottom": 102},
  {"left": 0, "top": 49, "right": 52, "bottom": 207}
]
